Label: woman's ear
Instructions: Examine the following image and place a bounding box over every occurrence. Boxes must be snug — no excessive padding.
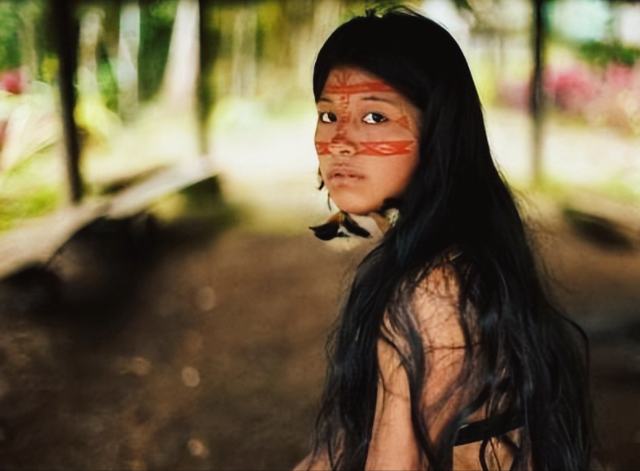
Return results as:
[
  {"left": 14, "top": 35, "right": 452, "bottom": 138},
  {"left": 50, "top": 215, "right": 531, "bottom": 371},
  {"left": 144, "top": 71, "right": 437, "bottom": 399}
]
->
[{"left": 317, "top": 167, "right": 324, "bottom": 190}]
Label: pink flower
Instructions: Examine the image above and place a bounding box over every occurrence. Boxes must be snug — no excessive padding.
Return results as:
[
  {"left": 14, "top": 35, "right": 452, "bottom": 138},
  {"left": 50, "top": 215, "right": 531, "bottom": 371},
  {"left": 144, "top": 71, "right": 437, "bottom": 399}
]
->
[{"left": 0, "top": 69, "right": 24, "bottom": 95}]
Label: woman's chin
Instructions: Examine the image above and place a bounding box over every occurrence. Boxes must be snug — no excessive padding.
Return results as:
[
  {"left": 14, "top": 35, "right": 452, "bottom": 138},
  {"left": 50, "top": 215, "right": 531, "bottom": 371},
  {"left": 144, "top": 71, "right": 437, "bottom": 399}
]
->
[{"left": 331, "top": 199, "right": 381, "bottom": 216}]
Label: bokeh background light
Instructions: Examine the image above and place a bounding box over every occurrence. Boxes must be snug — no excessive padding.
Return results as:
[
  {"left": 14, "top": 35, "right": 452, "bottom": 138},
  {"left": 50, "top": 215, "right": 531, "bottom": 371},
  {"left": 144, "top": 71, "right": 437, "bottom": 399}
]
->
[
  {"left": 1, "top": 1, "right": 640, "bottom": 469},
  {"left": 1, "top": 0, "right": 639, "bottom": 232}
]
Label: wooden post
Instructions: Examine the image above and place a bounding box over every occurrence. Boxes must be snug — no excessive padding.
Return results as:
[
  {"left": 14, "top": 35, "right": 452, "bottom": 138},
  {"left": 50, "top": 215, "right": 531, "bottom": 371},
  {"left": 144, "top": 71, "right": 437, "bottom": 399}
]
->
[
  {"left": 530, "top": 0, "right": 547, "bottom": 185},
  {"left": 197, "top": 0, "right": 220, "bottom": 159},
  {"left": 52, "top": 0, "right": 83, "bottom": 203},
  {"left": 118, "top": 0, "right": 140, "bottom": 120}
]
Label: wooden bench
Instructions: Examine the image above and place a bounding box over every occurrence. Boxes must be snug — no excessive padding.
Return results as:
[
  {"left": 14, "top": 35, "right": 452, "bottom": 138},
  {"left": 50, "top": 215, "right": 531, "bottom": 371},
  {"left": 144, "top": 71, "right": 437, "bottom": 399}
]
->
[{"left": 0, "top": 158, "right": 217, "bottom": 280}]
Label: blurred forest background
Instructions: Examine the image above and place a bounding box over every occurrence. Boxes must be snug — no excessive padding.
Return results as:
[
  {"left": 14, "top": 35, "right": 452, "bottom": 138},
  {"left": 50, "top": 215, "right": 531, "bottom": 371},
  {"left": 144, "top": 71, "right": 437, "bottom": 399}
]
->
[
  {"left": 0, "top": 0, "right": 639, "bottom": 231},
  {"left": 1, "top": 1, "right": 640, "bottom": 470}
]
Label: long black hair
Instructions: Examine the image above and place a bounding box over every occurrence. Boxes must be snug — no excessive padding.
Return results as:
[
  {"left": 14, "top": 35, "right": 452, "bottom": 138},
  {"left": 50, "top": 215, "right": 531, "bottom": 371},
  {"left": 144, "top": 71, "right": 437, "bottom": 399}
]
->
[{"left": 310, "top": 8, "right": 591, "bottom": 471}]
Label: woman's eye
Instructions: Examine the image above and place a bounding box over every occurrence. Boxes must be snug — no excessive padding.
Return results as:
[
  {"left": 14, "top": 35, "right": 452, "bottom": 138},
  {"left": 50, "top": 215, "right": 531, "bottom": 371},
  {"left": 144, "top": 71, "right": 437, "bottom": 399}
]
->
[
  {"left": 363, "top": 112, "right": 387, "bottom": 124},
  {"left": 319, "top": 112, "right": 337, "bottom": 123}
]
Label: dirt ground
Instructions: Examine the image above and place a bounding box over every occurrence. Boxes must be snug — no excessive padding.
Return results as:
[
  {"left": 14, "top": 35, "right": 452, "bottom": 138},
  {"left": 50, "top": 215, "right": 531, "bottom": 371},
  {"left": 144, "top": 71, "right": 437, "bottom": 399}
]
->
[{"left": 0, "top": 201, "right": 639, "bottom": 470}]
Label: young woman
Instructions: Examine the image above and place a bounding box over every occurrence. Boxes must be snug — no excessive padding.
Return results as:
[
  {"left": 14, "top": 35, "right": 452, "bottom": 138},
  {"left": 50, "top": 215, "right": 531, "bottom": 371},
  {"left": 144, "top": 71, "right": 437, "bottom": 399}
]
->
[{"left": 297, "top": 8, "right": 592, "bottom": 471}]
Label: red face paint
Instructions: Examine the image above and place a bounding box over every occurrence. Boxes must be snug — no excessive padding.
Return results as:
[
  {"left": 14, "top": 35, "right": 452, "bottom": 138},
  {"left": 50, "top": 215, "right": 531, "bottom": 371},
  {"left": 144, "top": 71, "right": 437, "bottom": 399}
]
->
[
  {"left": 333, "top": 93, "right": 351, "bottom": 142},
  {"left": 358, "top": 140, "right": 415, "bottom": 156},
  {"left": 319, "top": 70, "right": 418, "bottom": 153},
  {"left": 323, "top": 81, "right": 395, "bottom": 95},
  {"left": 315, "top": 141, "right": 331, "bottom": 154},
  {"left": 395, "top": 115, "right": 413, "bottom": 132},
  {"left": 315, "top": 140, "right": 415, "bottom": 156},
  {"left": 315, "top": 67, "right": 422, "bottom": 215},
  {"left": 322, "top": 69, "right": 394, "bottom": 95}
]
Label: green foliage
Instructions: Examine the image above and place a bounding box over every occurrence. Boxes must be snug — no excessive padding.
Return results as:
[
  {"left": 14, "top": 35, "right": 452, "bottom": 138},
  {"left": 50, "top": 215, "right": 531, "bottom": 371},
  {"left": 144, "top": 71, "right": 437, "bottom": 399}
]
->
[
  {"left": 40, "top": 54, "right": 58, "bottom": 84},
  {"left": 0, "top": 185, "right": 60, "bottom": 231},
  {"left": 139, "top": 0, "right": 178, "bottom": 102},
  {"left": 578, "top": 40, "right": 640, "bottom": 68},
  {"left": 0, "top": 1, "right": 46, "bottom": 79},
  {"left": 97, "top": 56, "right": 118, "bottom": 112},
  {"left": 0, "top": 148, "right": 62, "bottom": 232},
  {"left": 520, "top": 173, "right": 640, "bottom": 210},
  {"left": 0, "top": 3, "right": 22, "bottom": 72}
]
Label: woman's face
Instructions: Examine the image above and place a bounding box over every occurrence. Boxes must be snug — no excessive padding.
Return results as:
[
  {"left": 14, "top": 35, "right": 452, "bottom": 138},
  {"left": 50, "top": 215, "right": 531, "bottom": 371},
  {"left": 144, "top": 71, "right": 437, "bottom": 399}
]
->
[{"left": 315, "top": 66, "right": 421, "bottom": 215}]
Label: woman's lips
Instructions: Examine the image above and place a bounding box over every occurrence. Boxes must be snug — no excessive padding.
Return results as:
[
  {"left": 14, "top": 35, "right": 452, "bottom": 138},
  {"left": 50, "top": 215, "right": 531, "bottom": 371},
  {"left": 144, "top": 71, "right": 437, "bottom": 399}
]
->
[{"left": 328, "top": 166, "right": 364, "bottom": 182}]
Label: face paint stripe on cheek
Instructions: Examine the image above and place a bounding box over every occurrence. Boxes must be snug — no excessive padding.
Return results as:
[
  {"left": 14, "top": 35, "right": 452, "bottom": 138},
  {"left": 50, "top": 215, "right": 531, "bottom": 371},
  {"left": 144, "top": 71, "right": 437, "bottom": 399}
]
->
[
  {"left": 315, "top": 142, "right": 331, "bottom": 154},
  {"left": 358, "top": 141, "right": 416, "bottom": 155},
  {"left": 314, "top": 140, "right": 416, "bottom": 156}
]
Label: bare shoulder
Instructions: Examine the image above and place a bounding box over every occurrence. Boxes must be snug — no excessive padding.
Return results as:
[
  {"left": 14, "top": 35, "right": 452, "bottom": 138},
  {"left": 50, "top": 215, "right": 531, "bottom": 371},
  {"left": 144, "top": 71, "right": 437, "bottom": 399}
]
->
[
  {"left": 415, "top": 263, "right": 459, "bottom": 301},
  {"left": 292, "top": 452, "right": 331, "bottom": 471},
  {"left": 413, "top": 264, "right": 465, "bottom": 349}
]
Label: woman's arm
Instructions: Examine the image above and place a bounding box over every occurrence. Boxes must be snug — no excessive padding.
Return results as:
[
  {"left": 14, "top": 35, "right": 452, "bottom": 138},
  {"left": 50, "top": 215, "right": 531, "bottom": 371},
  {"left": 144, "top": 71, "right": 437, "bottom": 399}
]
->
[
  {"left": 365, "top": 266, "right": 467, "bottom": 471},
  {"left": 293, "top": 452, "right": 332, "bottom": 471}
]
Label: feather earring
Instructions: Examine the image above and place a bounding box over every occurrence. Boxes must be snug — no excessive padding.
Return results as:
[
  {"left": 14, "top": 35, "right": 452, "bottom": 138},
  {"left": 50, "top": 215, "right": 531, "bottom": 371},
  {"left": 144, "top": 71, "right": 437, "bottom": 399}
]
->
[{"left": 309, "top": 211, "right": 371, "bottom": 241}]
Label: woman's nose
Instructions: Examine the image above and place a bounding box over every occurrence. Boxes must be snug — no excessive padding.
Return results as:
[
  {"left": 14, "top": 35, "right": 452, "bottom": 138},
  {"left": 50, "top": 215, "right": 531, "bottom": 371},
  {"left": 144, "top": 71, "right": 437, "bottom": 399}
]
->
[{"left": 328, "top": 134, "right": 357, "bottom": 156}]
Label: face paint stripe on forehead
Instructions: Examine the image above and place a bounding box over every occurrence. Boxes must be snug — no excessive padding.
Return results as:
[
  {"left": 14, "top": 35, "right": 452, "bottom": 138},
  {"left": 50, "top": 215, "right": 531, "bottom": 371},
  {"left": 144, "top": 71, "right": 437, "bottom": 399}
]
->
[
  {"left": 323, "top": 69, "right": 395, "bottom": 95},
  {"left": 323, "top": 82, "right": 395, "bottom": 95}
]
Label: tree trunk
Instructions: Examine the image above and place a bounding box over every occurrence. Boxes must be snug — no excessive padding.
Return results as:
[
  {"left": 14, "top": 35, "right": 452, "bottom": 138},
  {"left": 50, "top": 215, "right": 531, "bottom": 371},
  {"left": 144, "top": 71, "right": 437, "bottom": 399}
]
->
[
  {"left": 52, "top": 0, "right": 83, "bottom": 204},
  {"left": 161, "top": 0, "right": 199, "bottom": 112}
]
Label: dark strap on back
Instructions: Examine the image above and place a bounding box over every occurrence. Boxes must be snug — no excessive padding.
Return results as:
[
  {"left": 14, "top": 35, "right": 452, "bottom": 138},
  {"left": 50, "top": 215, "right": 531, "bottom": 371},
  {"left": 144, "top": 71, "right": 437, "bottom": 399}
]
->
[{"left": 454, "top": 411, "right": 524, "bottom": 446}]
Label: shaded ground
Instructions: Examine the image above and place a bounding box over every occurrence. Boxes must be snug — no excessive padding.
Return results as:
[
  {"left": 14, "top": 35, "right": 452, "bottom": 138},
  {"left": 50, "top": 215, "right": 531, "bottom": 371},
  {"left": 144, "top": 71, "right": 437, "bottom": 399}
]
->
[
  {"left": 0, "top": 200, "right": 639, "bottom": 470},
  {"left": 535, "top": 207, "right": 640, "bottom": 471},
  {"left": 0, "top": 219, "right": 364, "bottom": 471}
]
